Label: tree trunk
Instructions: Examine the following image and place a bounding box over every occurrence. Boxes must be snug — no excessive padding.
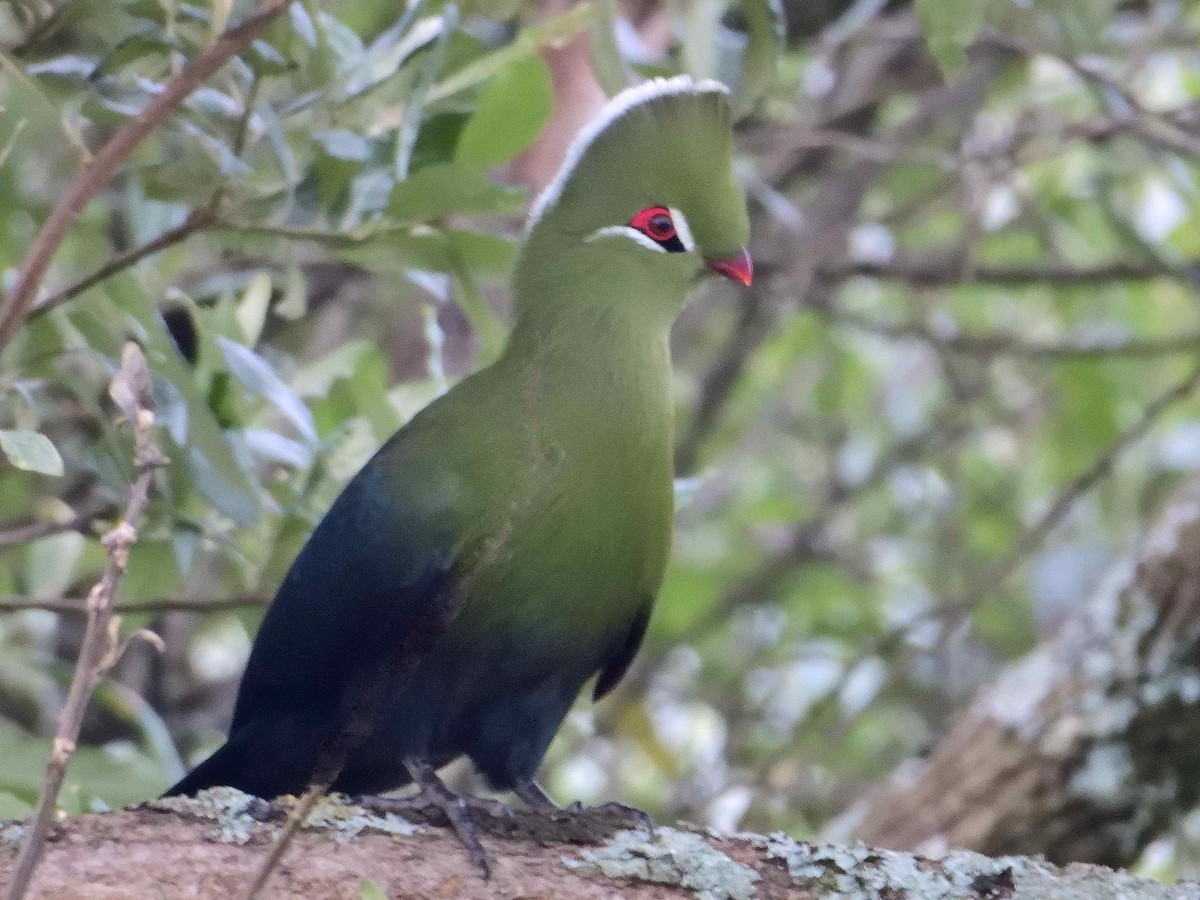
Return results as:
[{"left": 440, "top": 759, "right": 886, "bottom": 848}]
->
[
  {"left": 1, "top": 789, "right": 1195, "bottom": 899},
  {"left": 849, "top": 479, "right": 1200, "bottom": 868}
]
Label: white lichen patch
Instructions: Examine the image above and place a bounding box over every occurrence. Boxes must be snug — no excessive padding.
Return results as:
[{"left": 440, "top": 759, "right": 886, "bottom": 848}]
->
[
  {"left": 567, "top": 826, "right": 759, "bottom": 900},
  {"left": 1069, "top": 744, "right": 1135, "bottom": 805},
  {"left": 150, "top": 788, "right": 419, "bottom": 846},
  {"left": 748, "top": 834, "right": 1200, "bottom": 899},
  {"left": 293, "top": 793, "right": 417, "bottom": 843},
  {"left": 753, "top": 833, "right": 1034, "bottom": 900},
  {"left": 982, "top": 647, "right": 1058, "bottom": 737},
  {"left": 152, "top": 786, "right": 265, "bottom": 845}
]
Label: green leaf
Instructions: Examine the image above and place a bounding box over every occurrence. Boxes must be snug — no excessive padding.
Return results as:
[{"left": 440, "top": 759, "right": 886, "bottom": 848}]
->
[
  {"left": 448, "top": 249, "right": 505, "bottom": 364},
  {"left": 427, "top": 2, "right": 596, "bottom": 104},
  {"left": 359, "top": 877, "right": 388, "bottom": 900},
  {"left": 25, "top": 533, "right": 86, "bottom": 598},
  {"left": 345, "top": 13, "right": 444, "bottom": 99},
  {"left": 734, "top": 0, "right": 784, "bottom": 118},
  {"left": 117, "top": 540, "right": 183, "bottom": 604},
  {"left": 913, "top": 0, "right": 985, "bottom": 76},
  {"left": 218, "top": 338, "right": 318, "bottom": 443},
  {"left": 97, "top": 280, "right": 262, "bottom": 526},
  {"left": 0, "top": 791, "right": 32, "bottom": 819},
  {"left": 448, "top": 229, "right": 518, "bottom": 281},
  {"left": 0, "top": 430, "right": 64, "bottom": 476},
  {"left": 291, "top": 340, "right": 378, "bottom": 398},
  {"left": 0, "top": 720, "right": 168, "bottom": 810},
  {"left": 237, "top": 272, "right": 273, "bottom": 347},
  {"left": 454, "top": 57, "right": 553, "bottom": 168},
  {"left": 312, "top": 128, "right": 373, "bottom": 162},
  {"left": 246, "top": 38, "right": 296, "bottom": 76},
  {"left": 588, "top": 0, "right": 630, "bottom": 96},
  {"left": 386, "top": 163, "right": 525, "bottom": 222},
  {"left": 393, "top": 5, "right": 459, "bottom": 179},
  {"left": 90, "top": 30, "right": 177, "bottom": 79}
]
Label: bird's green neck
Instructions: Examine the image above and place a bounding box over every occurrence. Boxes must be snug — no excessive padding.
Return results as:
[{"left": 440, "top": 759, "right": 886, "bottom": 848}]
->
[
  {"left": 496, "top": 232, "right": 681, "bottom": 457},
  {"left": 509, "top": 228, "right": 693, "bottom": 337}
]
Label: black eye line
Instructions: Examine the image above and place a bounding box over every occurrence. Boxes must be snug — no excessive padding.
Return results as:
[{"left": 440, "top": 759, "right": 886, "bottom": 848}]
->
[{"left": 655, "top": 233, "right": 687, "bottom": 253}]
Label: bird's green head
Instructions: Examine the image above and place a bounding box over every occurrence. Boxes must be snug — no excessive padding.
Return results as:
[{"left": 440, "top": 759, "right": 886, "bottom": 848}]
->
[{"left": 515, "top": 77, "right": 751, "bottom": 325}]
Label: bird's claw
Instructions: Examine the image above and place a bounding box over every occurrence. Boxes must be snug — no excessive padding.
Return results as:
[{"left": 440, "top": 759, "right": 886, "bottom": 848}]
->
[
  {"left": 359, "top": 790, "right": 496, "bottom": 878},
  {"left": 356, "top": 760, "right": 510, "bottom": 879},
  {"left": 516, "top": 781, "right": 653, "bottom": 838},
  {"left": 572, "top": 800, "right": 655, "bottom": 837}
]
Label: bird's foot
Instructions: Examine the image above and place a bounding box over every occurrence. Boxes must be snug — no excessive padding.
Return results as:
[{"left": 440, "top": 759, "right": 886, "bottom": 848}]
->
[
  {"left": 356, "top": 760, "right": 505, "bottom": 878},
  {"left": 513, "top": 778, "right": 654, "bottom": 838}
]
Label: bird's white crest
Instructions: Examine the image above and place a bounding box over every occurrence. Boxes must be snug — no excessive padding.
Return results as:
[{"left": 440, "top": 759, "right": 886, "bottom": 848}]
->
[{"left": 527, "top": 76, "right": 730, "bottom": 230}]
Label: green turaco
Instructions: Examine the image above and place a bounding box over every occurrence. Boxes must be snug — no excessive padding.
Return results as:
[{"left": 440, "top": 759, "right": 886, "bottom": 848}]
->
[{"left": 167, "top": 75, "right": 752, "bottom": 866}]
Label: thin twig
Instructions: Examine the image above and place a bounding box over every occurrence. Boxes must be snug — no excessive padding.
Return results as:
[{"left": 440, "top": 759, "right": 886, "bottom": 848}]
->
[
  {"left": 0, "top": 0, "right": 294, "bottom": 356},
  {"left": 242, "top": 579, "right": 465, "bottom": 897},
  {"left": 985, "top": 30, "right": 1200, "bottom": 162},
  {"left": 4, "top": 2, "right": 68, "bottom": 56},
  {"left": 242, "top": 782, "right": 327, "bottom": 900},
  {"left": 0, "top": 593, "right": 269, "bottom": 616},
  {"left": 820, "top": 305, "right": 1200, "bottom": 360},
  {"left": 931, "top": 359, "right": 1200, "bottom": 633},
  {"left": 0, "top": 502, "right": 109, "bottom": 549},
  {"left": 5, "top": 343, "right": 168, "bottom": 900},
  {"left": 27, "top": 207, "right": 218, "bottom": 322},
  {"left": 820, "top": 256, "right": 1194, "bottom": 287}
]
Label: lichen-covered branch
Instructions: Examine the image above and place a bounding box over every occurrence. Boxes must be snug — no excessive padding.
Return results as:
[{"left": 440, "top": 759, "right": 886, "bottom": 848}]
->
[
  {"left": 0, "top": 788, "right": 1193, "bottom": 899},
  {"left": 848, "top": 478, "right": 1200, "bottom": 869}
]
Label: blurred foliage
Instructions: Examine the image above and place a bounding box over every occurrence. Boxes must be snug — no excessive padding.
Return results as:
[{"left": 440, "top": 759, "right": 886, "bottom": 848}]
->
[{"left": 2, "top": 0, "right": 1200, "bottom": 883}]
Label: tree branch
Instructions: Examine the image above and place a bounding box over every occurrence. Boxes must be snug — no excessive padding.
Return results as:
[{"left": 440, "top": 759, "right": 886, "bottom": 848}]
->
[
  {"left": 926, "top": 360, "right": 1200, "bottom": 636},
  {"left": 0, "top": 502, "right": 110, "bottom": 550},
  {"left": 25, "top": 206, "right": 218, "bottom": 322},
  {"left": 850, "top": 475, "right": 1200, "bottom": 868},
  {"left": 5, "top": 343, "right": 168, "bottom": 900},
  {"left": 1, "top": 793, "right": 1193, "bottom": 899},
  {"left": 0, "top": 0, "right": 293, "bottom": 356},
  {"left": 0, "top": 594, "right": 269, "bottom": 616},
  {"left": 818, "top": 303, "right": 1200, "bottom": 360},
  {"left": 820, "top": 256, "right": 1197, "bottom": 288},
  {"left": 677, "top": 38, "right": 1004, "bottom": 473}
]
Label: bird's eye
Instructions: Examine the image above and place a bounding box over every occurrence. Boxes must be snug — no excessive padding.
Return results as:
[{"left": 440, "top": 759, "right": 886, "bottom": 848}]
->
[
  {"left": 645, "top": 212, "right": 674, "bottom": 240},
  {"left": 630, "top": 206, "right": 687, "bottom": 252}
]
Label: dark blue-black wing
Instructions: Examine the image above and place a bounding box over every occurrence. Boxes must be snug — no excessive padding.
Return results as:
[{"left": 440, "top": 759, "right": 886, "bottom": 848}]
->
[
  {"left": 593, "top": 600, "right": 652, "bottom": 701},
  {"left": 166, "top": 454, "right": 457, "bottom": 798}
]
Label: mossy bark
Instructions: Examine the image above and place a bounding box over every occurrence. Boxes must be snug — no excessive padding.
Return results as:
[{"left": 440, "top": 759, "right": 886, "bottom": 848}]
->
[
  {"left": 1, "top": 789, "right": 1195, "bottom": 899},
  {"left": 851, "top": 479, "right": 1200, "bottom": 869}
]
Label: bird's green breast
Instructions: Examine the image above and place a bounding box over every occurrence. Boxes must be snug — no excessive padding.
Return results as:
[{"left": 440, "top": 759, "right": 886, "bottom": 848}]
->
[{"left": 377, "top": 310, "right": 675, "bottom": 667}]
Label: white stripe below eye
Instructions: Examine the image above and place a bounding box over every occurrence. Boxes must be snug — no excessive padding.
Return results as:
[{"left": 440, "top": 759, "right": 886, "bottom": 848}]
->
[
  {"left": 668, "top": 207, "right": 694, "bottom": 252},
  {"left": 585, "top": 225, "right": 668, "bottom": 253}
]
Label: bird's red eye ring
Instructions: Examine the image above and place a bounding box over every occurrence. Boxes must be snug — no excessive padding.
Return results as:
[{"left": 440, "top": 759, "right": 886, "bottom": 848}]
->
[{"left": 631, "top": 206, "right": 676, "bottom": 243}]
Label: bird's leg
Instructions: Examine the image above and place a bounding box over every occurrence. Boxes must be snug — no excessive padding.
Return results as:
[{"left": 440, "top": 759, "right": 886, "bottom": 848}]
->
[
  {"left": 358, "top": 759, "right": 495, "bottom": 877},
  {"left": 511, "top": 778, "right": 558, "bottom": 811},
  {"left": 511, "top": 777, "right": 654, "bottom": 836},
  {"left": 409, "top": 758, "right": 497, "bottom": 875}
]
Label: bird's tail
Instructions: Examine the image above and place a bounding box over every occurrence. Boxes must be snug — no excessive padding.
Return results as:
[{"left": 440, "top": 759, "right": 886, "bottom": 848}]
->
[{"left": 163, "top": 719, "right": 318, "bottom": 799}]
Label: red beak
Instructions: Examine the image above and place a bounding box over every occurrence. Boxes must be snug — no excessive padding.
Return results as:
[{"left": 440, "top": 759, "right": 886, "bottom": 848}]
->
[{"left": 704, "top": 247, "right": 753, "bottom": 286}]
